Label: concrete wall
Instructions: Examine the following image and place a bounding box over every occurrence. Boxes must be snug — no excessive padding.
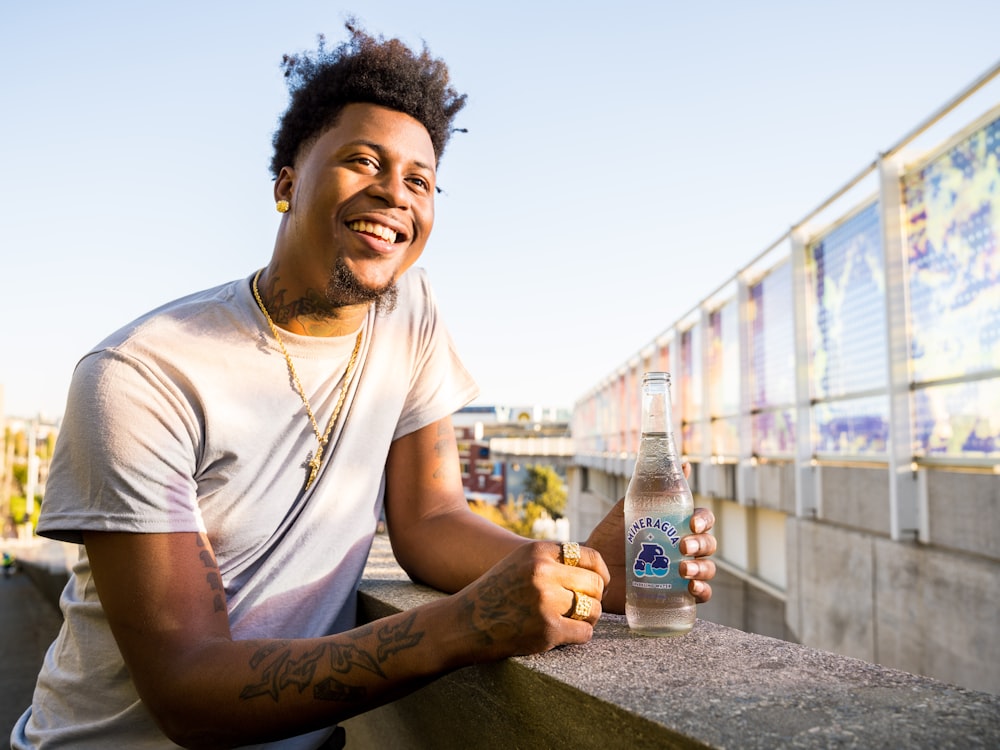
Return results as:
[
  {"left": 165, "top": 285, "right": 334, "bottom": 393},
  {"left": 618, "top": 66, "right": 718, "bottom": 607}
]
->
[
  {"left": 787, "top": 515, "right": 1000, "bottom": 695},
  {"left": 696, "top": 567, "right": 794, "bottom": 642},
  {"left": 817, "top": 465, "right": 892, "bottom": 536}
]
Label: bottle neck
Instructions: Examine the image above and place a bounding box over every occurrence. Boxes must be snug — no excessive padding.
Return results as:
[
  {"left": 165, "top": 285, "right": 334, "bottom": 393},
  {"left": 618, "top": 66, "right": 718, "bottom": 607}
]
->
[{"left": 640, "top": 379, "right": 675, "bottom": 436}]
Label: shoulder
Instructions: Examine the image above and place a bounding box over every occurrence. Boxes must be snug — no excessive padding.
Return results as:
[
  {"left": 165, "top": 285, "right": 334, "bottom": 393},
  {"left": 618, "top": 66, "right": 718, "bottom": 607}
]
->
[
  {"left": 396, "top": 267, "right": 434, "bottom": 306},
  {"left": 87, "top": 277, "right": 252, "bottom": 357}
]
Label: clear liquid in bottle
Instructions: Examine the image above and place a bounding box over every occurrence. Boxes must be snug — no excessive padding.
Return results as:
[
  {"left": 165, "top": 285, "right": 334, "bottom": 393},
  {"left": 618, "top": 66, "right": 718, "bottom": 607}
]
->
[{"left": 624, "top": 374, "right": 696, "bottom": 636}]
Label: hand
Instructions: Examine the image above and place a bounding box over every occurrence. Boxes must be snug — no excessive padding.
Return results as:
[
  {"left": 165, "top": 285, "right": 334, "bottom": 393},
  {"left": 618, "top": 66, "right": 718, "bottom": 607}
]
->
[
  {"left": 584, "top": 462, "right": 717, "bottom": 614},
  {"left": 448, "top": 541, "right": 610, "bottom": 662}
]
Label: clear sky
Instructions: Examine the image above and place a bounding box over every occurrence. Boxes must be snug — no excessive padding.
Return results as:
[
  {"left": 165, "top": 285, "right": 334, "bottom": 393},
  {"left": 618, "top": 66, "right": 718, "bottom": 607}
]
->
[{"left": 3, "top": 0, "right": 999, "bottom": 421}]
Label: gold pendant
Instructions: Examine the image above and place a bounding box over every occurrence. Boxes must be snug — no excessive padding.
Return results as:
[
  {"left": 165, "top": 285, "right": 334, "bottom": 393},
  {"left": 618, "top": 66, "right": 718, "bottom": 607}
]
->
[{"left": 306, "top": 454, "right": 321, "bottom": 490}]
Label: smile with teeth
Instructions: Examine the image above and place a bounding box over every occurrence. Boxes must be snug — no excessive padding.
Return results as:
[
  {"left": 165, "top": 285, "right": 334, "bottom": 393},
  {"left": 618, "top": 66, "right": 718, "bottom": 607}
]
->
[{"left": 348, "top": 220, "right": 398, "bottom": 244}]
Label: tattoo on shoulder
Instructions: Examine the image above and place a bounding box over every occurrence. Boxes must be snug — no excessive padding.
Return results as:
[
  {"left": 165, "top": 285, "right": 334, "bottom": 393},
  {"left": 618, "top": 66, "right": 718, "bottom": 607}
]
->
[{"left": 239, "top": 614, "right": 426, "bottom": 704}]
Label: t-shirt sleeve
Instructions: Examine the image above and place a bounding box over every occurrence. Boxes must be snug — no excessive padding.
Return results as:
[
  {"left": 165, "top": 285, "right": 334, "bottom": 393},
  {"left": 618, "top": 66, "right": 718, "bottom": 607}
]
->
[
  {"left": 36, "top": 349, "right": 205, "bottom": 543},
  {"left": 392, "top": 272, "right": 479, "bottom": 440}
]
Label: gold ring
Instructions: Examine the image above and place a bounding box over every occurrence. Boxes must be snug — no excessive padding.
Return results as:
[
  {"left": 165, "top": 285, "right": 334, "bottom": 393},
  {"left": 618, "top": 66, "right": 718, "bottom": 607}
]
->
[
  {"left": 569, "top": 592, "right": 592, "bottom": 621},
  {"left": 560, "top": 542, "right": 580, "bottom": 567}
]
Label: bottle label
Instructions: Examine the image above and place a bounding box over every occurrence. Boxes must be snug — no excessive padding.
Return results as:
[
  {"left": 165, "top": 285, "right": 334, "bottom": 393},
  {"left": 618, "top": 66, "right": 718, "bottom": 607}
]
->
[{"left": 626, "top": 513, "right": 687, "bottom": 591}]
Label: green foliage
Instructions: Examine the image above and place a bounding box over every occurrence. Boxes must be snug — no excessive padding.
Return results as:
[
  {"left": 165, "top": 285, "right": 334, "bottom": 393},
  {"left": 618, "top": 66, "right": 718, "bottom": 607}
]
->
[
  {"left": 467, "top": 498, "right": 548, "bottom": 539},
  {"left": 467, "top": 499, "right": 505, "bottom": 528},
  {"left": 39, "top": 432, "right": 57, "bottom": 461},
  {"left": 9, "top": 495, "right": 42, "bottom": 528},
  {"left": 523, "top": 464, "right": 567, "bottom": 519}
]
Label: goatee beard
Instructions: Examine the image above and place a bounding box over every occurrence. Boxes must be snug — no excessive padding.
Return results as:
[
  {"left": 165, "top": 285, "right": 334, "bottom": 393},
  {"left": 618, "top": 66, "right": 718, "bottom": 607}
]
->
[{"left": 325, "top": 258, "right": 399, "bottom": 314}]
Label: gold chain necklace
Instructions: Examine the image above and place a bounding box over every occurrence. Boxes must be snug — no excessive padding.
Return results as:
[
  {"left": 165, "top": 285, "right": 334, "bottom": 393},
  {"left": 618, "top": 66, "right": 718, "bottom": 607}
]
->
[{"left": 252, "top": 269, "right": 364, "bottom": 490}]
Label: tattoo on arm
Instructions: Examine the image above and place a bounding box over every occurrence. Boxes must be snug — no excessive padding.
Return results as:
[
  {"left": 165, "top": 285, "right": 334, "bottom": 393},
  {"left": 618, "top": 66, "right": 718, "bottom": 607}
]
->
[
  {"left": 375, "top": 613, "right": 423, "bottom": 661},
  {"left": 431, "top": 421, "right": 455, "bottom": 480},
  {"left": 195, "top": 534, "right": 226, "bottom": 613},
  {"left": 462, "top": 569, "right": 530, "bottom": 646},
  {"left": 239, "top": 614, "right": 425, "bottom": 703}
]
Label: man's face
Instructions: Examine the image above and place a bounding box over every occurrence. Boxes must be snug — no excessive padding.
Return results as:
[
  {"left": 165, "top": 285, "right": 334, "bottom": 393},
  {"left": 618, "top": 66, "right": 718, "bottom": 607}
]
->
[{"left": 277, "top": 102, "right": 437, "bottom": 309}]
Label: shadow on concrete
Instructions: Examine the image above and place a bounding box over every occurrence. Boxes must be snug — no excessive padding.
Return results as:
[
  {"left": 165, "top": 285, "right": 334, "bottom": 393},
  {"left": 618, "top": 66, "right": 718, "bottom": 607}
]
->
[{"left": 0, "top": 565, "right": 63, "bottom": 750}]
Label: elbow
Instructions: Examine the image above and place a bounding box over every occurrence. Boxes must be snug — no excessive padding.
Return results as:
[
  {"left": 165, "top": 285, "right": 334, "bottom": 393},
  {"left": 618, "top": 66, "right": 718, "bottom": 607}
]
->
[
  {"left": 156, "top": 712, "right": 238, "bottom": 750},
  {"left": 139, "top": 681, "right": 243, "bottom": 749}
]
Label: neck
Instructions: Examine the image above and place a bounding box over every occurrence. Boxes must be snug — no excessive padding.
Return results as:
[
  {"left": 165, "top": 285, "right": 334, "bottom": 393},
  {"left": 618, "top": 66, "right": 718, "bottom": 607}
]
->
[{"left": 254, "top": 267, "right": 369, "bottom": 338}]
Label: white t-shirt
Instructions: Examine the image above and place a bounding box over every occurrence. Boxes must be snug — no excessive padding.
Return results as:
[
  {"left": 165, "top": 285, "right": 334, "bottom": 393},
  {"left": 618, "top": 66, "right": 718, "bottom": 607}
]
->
[{"left": 12, "top": 268, "right": 478, "bottom": 750}]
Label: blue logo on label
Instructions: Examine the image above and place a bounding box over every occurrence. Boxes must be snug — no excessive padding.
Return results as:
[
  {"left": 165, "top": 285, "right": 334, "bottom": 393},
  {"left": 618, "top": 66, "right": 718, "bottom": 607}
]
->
[{"left": 632, "top": 542, "right": 670, "bottom": 578}]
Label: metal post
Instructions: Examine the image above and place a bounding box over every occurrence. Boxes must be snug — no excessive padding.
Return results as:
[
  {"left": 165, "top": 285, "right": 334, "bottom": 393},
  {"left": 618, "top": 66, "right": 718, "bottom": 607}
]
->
[
  {"left": 790, "top": 232, "right": 818, "bottom": 518},
  {"left": 879, "top": 155, "right": 920, "bottom": 540}
]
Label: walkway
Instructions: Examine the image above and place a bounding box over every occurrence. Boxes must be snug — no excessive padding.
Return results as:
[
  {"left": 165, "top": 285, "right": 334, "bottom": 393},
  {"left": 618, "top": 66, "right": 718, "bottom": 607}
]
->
[{"left": 0, "top": 563, "right": 64, "bottom": 750}]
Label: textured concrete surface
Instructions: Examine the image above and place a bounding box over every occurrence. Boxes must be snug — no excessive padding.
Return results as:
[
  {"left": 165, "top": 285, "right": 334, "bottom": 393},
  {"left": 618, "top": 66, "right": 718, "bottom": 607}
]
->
[
  {"left": 874, "top": 534, "right": 1000, "bottom": 694},
  {"left": 818, "top": 465, "right": 892, "bottom": 536},
  {"left": 926, "top": 470, "right": 1000, "bottom": 558},
  {"left": 349, "top": 534, "right": 1000, "bottom": 749}
]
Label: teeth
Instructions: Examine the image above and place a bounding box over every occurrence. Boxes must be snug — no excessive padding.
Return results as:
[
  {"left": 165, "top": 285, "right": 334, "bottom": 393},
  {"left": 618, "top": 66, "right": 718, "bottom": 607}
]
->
[{"left": 349, "top": 220, "right": 397, "bottom": 244}]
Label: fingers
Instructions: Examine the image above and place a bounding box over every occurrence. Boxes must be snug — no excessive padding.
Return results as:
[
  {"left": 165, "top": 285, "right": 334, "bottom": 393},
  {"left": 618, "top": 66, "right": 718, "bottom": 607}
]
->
[
  {"left": 679, "top": 557, "right": 716, "bottom": 581},
  {"left": 563, "top": 589, "right": 602, "bottom": 625},
  {"left": 552, "top": 543, "right": 605, "bottom": 628},
  {"left": 678, "top": 512, "right": 717, "bottom": 604},
  {"left": 679, "top": 557, "right": 716, "bottom": 603},
  {"left": 689, "top": 579, "right": 713, "bottom": 603},
  {"left": 680, "top": 509, "right": 717, "bottom": 558},
  {"left": 680, "top": 532, "right": 717, "bottom": 558},
  {"left": 555, "top": 542, "right": 611, "bottom": 589},
  {"left": 690, "top": 507, "right": 715, "bottom": 534}
]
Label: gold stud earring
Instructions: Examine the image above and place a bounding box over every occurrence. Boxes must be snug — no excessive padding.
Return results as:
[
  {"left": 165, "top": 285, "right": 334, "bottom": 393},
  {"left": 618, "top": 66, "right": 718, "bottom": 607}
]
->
[{"left": 276, "top": 199, "right": 290, "bottom": 214}]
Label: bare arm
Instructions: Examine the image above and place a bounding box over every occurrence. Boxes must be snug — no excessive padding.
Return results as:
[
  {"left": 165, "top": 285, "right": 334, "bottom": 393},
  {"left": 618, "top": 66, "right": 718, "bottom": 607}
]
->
[
  {"left": 84, "top": 420, "right": 611, "bottom": 748},
  {"left": 384, "top": 419, "right": 715, "bottom": 617},
  {"left": 383, "top": 416, "right": 530, "bottom": 591},
  {"left": 83, "top": 530, "right": 475, "bottom": 748}
]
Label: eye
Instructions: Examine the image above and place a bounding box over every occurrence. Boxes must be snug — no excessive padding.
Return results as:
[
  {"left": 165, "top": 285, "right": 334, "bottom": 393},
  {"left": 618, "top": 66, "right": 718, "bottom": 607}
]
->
[
  {"left": 351, "top": 155, "right": 379, "bottom": 171},
  {"left": 408, "top": 175, "right": 430, "bottom": 191}
]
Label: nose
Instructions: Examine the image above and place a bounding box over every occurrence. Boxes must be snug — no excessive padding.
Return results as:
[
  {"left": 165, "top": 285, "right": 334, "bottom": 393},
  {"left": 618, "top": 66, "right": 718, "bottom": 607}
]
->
[{"left": 368, "top": 167, "right": 410, "bottom": 209}]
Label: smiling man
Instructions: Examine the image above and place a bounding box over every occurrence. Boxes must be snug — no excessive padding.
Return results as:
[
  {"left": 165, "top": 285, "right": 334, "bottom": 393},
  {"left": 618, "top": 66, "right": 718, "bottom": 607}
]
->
[{"left": 12, "top": 22, "right": 716, "bottom": 750}]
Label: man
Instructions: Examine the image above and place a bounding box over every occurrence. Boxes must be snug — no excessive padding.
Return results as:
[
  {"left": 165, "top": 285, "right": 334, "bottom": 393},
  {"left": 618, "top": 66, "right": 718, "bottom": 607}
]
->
[{"left": 13, "top": 23, "right": 716, "bottom": 749}]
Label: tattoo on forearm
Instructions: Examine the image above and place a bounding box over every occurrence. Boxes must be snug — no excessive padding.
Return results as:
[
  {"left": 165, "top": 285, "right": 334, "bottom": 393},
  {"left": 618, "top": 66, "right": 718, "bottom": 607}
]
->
[
  {"left": 314, "top": 677, "right": 366, "bottom": 702},
  {"left": 239, "top": 614, "right": 425, "bottom": 703},
  {"left": 375, "top": 613, "right": 424, "bottom": 661}
]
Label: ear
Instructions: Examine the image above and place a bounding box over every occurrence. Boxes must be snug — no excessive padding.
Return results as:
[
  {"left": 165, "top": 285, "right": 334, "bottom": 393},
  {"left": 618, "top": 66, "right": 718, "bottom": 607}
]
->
[{"left": 273, "top": 166, "right": 295, "bottom": 204}]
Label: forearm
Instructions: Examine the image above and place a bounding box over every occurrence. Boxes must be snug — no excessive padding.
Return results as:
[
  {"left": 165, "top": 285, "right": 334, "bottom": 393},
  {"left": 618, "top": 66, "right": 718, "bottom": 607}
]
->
[
  {"left": 84, "top": 530, "right": 479, "bottom": 748},
  {"left": 390, "top": 505, "right": 530, "bottom": 593},
  {"left": 138, "top": 599, "right": 470, "bottom": 749}
]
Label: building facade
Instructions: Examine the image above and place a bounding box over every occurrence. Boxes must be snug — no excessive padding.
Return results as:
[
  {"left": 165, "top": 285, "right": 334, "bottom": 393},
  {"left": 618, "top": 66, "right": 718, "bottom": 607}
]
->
[
  {"left": 568, "top": 69, "right": 1000, "bottom": 694},
  {"left": 453, "top": 404, "right": 573, "bottom": 506}
]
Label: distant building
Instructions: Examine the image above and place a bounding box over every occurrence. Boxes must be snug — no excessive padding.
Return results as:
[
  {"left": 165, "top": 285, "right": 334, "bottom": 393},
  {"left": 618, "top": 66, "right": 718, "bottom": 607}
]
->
[{"left": 453, "top": 405, "right": 573, "bottom": 506}]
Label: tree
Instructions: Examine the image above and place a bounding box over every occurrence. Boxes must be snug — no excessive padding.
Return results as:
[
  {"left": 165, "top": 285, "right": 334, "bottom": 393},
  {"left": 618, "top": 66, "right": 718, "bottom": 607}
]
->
[{"left": 523, "top": 464, "right": 567, "bottom": 519}]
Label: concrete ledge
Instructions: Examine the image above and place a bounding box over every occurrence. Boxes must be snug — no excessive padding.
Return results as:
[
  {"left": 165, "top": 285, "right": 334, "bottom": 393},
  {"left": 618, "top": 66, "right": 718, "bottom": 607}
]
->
[
  {"left": 2, "top": 539, "right": 75, "bottom": 612},
  {"left": 346, "top": 535, "right": 1000, "bottom": 749}
]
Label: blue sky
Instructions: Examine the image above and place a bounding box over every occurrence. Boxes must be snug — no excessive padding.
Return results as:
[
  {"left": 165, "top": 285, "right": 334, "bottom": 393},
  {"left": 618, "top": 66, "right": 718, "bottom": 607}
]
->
[{"left": 3, "top": 0, "right": 1000, "bottom": 420}]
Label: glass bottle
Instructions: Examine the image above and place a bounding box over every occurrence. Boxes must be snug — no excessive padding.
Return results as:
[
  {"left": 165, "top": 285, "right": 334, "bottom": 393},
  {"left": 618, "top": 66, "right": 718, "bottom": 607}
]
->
[{"left": 624, "top": 371, "right": 696, "bottom": 636}]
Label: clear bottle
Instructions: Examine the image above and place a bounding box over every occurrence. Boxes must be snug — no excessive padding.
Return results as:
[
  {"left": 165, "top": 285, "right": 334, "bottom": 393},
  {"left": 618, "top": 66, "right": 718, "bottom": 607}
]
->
[{"left": 624, "top": 371, "right": 696, "bottom": 636}]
